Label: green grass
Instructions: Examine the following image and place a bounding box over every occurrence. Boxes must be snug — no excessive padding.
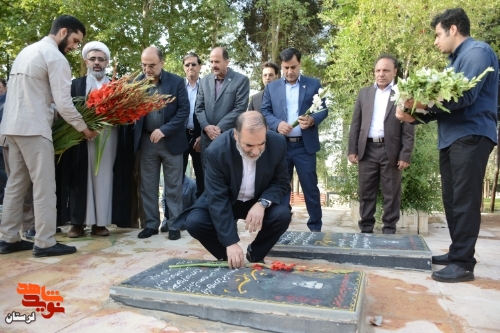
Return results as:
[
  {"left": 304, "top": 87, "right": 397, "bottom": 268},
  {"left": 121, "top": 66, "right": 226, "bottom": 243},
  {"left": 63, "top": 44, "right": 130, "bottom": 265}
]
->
[{"left": 482, "top": 198, "right": 500, "bottom": 213}]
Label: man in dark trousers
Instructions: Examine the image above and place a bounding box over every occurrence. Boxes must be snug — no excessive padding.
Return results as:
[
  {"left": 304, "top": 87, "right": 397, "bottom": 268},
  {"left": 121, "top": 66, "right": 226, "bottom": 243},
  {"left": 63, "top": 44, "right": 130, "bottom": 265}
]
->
[
  {"left": 397, "top": 8, "right": 498, "bottom": 282},
  {"left": 180, "top": 111, "right": 291, "bottom": 268},
  {"left": 261, "top": 47, "right": 327, "bottom": 232},
  {"left": 134, "top": 47, "right": 189, "bottom": 240},
  {"left": 348, "top": 54, "right": 414, "bottom": 234}
]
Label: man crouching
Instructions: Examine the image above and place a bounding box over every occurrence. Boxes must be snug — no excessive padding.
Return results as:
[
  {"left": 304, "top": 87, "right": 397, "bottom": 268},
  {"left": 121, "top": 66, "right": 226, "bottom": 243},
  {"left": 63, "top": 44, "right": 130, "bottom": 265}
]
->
[{"left": 180, "top": 111, "right": 291, "bottom": 268}]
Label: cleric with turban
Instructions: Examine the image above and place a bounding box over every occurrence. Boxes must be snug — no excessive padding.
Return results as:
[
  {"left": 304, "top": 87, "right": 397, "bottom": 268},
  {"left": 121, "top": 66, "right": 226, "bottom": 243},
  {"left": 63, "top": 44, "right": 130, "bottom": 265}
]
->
[{"left": 81, "top": 41, "right": 110, "bottom": 94}]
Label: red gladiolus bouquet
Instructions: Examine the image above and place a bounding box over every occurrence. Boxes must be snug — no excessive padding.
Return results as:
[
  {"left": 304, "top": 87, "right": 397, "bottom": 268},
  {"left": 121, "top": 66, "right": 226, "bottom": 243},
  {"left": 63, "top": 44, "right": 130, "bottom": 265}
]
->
[{"left": 52, "top": 73, "right": 175, "bottom": 174}]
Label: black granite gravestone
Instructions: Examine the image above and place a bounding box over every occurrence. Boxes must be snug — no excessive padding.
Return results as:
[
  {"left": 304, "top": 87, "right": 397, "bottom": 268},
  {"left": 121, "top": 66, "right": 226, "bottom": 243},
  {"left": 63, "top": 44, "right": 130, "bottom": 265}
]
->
[
  {"left": 268, "top": 232, "right": 432, "bottom": 270},
  {"left": 110, "top": 258, "right": 365, "bottom": 333}
]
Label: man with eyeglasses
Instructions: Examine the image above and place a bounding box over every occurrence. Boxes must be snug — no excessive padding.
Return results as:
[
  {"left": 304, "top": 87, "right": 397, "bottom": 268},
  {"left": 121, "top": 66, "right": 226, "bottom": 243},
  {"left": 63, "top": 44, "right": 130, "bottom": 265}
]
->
[
  {"left": 133, "top": 46, "right": 189, "bottom": 240},
  {"left": 181, "top": 52, "right": 204, "bottom": 197},
  {"left": 195, "top": 47, "right": 250, "bottom": 162},
  {"left": 159, "top": 52, "right": 204, "bottom": 233},
  {"left": 0, "top": 15, "right": 98, "bottom": 257}
]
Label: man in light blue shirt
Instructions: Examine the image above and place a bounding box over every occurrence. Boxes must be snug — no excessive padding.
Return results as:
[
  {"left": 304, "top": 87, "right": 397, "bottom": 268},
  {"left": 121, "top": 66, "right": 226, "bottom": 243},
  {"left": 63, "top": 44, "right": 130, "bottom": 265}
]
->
[{"left": 261, "top": 48, "right": 328, "bottom": 231}]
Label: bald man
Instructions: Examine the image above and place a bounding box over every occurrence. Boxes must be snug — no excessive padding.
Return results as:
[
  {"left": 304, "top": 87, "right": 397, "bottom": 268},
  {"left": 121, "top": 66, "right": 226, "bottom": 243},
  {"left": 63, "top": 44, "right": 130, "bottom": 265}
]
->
[
  {"left": 133, "top": 47, "right": 189, "bottom": 240},
  {"left": 195, "top": 47, "right": 250, "bottom": 163},
  {"left": 180, "top": 111, "right": 291, "bottom": 268}
]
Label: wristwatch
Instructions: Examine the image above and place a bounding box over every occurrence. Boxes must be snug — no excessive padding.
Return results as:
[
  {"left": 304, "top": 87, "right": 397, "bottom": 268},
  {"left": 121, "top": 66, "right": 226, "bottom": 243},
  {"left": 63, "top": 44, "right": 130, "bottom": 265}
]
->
[{"left": 258, "top": 198, "right": 272, "bottom": 208}]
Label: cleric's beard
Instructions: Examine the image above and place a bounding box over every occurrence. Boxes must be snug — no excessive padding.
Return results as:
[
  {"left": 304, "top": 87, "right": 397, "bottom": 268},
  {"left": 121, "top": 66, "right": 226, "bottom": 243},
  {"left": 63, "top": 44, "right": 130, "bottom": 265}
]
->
[{"left": 88, "top": 67, "right": 106, "bottom": 79}]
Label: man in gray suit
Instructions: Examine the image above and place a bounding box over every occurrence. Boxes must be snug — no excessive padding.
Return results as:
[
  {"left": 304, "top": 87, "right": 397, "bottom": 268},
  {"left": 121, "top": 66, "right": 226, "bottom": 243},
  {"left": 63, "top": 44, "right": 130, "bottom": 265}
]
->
[
  {"left": 248, "top": 62, "right": 279, "bottom": 112},
  {"left": 348, "top": 54, "right": 414, "bottom": 234},
  {"left": 195, "top": 47, "right": 250, "bottom": 160}
]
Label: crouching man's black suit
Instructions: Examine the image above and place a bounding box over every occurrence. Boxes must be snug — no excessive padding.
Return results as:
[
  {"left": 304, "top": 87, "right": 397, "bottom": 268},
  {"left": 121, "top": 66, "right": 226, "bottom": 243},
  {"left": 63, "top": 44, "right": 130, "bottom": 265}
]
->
[{"left": 176, "top": 129, "right": 291, "bottom": 262}]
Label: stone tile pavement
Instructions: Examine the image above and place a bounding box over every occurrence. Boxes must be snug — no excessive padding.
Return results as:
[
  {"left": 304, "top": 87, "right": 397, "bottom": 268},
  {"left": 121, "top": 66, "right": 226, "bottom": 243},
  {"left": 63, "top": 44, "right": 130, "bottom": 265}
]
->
[{"left": 1, "top": 205, "right": 499, "bottom": 333}]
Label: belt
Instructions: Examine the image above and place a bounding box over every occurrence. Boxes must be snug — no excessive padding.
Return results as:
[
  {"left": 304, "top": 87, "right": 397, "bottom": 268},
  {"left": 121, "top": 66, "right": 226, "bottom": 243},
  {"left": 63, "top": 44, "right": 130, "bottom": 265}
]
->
[
  {"left": 186, "top": 128, "right": 195, "bottom": 135},
  {"left": 143, "top": 129, "right": 153, "bottom": 135},
  {"left": 286, "top": 136, "right": 303, "bottom": 142},
  {"left": 367, "top": 137, "right": 384, "bottom": 143}
]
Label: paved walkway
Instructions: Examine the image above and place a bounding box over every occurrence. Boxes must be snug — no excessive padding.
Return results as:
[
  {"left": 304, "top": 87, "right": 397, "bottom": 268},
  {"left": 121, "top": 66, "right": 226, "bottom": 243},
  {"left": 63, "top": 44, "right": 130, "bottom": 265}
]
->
[{"left": 1, "top": 206, "right": 499, "bottom": 333}]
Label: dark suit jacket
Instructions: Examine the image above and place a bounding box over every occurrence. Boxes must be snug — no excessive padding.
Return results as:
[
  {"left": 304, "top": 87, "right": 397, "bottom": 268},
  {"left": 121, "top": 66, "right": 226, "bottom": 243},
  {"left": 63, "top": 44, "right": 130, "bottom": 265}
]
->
[
  {"left": 133, "top": 70, "right": 190, "bottom": 155},
  {"left": 182, "top": 176, "right": 197, "bottom": 210},
  {"left": 177, "top": 129, "right": 289, "bottom": 247},
  {"left": 247, "top": 90, "right": 263, "bottom": 112},
  {"left": 261, "top": 76, "right": 327, "bottom": 154},
  {"left": 348, "top": 85, "right": 414, "bottom": 166},
  {"left": 194, "top": 68, "right": 250, "bottom": 149}
]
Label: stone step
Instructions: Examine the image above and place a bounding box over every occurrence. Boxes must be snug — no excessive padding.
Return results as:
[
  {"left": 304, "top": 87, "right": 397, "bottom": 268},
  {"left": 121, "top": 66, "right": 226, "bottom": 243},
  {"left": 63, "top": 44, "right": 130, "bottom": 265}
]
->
[
  {"left": 110, "top": 258, "right": 366, "bottom": 333},
  {"left": 268, "top": 231, "right": 432, "bottom": 271}
]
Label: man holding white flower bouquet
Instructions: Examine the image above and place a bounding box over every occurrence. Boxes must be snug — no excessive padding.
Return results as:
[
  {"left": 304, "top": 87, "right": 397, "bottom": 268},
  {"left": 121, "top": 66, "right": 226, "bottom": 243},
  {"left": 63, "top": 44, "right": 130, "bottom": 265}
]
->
[
  {"left": 261, "top": 47, "right": 327, "bottom": 232},
  {"left": 349, "top": 54, "right": 415, "bottom": 235},
  {"left": 396, "top": 8, "right": 499, "bottom": 283}
]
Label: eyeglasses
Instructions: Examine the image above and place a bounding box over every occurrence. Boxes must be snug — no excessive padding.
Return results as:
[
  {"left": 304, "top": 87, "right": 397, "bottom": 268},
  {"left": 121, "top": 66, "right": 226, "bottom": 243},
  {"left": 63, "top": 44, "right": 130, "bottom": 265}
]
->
[
  {"left": 141, "top": 63, "right": 159, "bottom": 70},
  {"left": 184, "top": 63, "right": 198, "bottom": 67},
  {"left": 87, "top": 57, "right": 107, "bottom": 62}
]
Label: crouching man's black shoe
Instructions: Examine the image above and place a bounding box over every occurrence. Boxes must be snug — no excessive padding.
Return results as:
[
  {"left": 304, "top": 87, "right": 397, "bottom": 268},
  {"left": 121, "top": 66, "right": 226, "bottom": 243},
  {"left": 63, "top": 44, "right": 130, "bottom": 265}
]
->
[
  {"left": 432, "top": 253, "right": 452, "bottom": 265},
  {"left": 168, "top": 230, "right": 180, "bottom": 240},
  {"left": 431, "top": 264, "right": 474, "bottom": 283},
  {"left": 246, "top": 246, "right": 265, "bottom": 264},
  {"left": 33, "top": 243, "right": 77, "bottom": 258},
  {"left": 0, "top": 240, "right": 34, "bottom": 254}
]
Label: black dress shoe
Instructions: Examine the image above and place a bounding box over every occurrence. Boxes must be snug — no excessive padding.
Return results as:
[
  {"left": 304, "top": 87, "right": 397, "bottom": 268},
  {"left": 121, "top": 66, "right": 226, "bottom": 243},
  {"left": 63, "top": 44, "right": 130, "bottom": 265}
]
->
[
  {"left": 160, "top": 224, "right": 169, "bottom": 233},
  {"left": 431, "top": 264, "right": 474, "bottom": 283},
  {"left": 0, "top": 240, "right": 34, "bottom": 254},
  {"left": 168, "top": 230, "right": 181, "bottom": 240},
  {"left": 23, "top": 229, "right": 36, "bottom": 241},
  {"left": 138, "top": 228, "right": 158, "bottom": 239},
  {"left": 246, "top": 247, "right": 265, "bottom": 264},
  {"left": 432, "top": 253, "right": 451, "bottom": 265},
  {"left": 33, "top": 243, "right": 77, "bottom": 257}
]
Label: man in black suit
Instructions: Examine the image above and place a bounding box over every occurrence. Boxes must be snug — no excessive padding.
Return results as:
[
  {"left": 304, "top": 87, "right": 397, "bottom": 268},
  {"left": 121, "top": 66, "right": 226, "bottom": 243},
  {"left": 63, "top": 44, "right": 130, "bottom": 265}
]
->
[
  {"left": 182, "top": 111, "right": 291, "bottom": 268},
  {"left": 247, "top": 62, "right": 279, "bottom": 112},
  {"left": 134, "top": 46, "right": 189, "bottom": 240}
]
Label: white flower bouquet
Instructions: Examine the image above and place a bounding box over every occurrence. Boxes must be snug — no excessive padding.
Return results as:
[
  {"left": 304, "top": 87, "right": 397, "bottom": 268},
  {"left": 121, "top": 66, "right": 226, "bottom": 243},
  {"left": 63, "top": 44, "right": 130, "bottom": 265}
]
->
[
  {"left": 391, "top": 66, "right": 494, "bottom": 119},
  {"left": 292, "top": 87, "right": 330, "bottom": 127}
]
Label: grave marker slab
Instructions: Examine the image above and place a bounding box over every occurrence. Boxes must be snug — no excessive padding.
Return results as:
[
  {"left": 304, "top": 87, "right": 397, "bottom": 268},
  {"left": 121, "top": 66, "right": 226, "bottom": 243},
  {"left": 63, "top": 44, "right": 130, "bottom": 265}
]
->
[
  {"left": 269, "top": 232, "right": 432, "bottom": 270},
  {"left": 110, "top": 258, "right": 365, "bottom": 333}
]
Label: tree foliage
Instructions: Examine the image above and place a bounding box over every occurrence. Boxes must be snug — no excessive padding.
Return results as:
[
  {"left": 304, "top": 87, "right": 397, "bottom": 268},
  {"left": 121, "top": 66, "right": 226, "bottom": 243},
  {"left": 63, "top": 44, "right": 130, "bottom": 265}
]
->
[
  {"left": 0, "top": 0, "right": 241, "bottom": 78},
  {"left": 237, "top": 0, "right": 330, "bottom": 90},
  {"left": 320, "top": 0, "right": 500, "bottom": 212}
]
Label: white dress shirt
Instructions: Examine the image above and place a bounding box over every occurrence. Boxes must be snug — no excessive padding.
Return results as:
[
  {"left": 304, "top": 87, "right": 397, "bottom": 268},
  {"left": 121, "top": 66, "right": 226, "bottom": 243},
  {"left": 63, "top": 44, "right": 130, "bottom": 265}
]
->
[
  {"left": 368, "top": 81, "right": 394, "bottom": 139},
  {"left": 0, "top": 37, "right": 87, "bottom": 141},
  {"left": 185, "top": 78, "right": 199, "bottom": 130},
  {"left": 237, "top": 157, "right": 256, "bottom": 202}
]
